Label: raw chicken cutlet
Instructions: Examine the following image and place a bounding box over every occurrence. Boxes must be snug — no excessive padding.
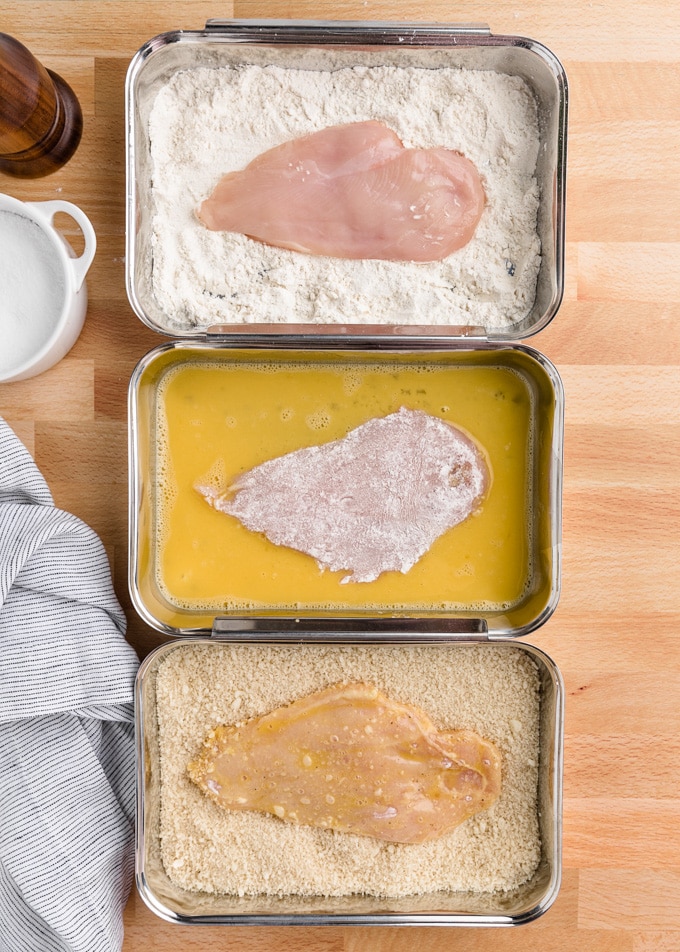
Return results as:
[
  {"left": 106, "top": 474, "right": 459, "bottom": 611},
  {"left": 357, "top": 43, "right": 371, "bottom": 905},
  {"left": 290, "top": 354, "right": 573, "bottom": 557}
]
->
[
  {"left": 187, "top": 682, "right": 501, "bottom": 845},
  {"left": 198, "top": 121, "right": 485, "bottom": 262},
  {"left": 196, "top": 407, "right": 490, "bottom": 584}
]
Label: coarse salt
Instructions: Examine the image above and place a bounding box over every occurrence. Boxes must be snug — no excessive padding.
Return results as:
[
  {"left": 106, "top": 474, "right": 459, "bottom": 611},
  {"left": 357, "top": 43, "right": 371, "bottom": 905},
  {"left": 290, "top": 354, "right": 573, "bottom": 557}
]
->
[{"left": 0, "top": 211, "right": 65, "bottom": 375}]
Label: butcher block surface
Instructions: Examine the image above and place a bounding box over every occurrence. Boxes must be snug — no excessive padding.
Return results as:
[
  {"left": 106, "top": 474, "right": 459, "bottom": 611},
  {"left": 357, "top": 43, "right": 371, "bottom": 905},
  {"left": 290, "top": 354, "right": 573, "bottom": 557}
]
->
[{"left": 1, "top": 0, "right": 679, "bottom": 949}]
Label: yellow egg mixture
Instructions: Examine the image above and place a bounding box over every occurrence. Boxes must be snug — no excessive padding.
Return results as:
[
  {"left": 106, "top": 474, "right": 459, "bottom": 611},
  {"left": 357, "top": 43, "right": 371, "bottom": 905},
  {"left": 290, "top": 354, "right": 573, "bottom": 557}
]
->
[{"left": 153, "top": 355, "right": 533, "bottom": 612}]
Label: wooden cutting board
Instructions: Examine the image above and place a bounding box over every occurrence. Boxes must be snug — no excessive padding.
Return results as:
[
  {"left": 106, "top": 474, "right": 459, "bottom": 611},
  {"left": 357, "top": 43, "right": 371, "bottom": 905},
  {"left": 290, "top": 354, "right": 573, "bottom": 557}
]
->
[{"left": 1, "top": 1, "right": 679, "bottom": 949}]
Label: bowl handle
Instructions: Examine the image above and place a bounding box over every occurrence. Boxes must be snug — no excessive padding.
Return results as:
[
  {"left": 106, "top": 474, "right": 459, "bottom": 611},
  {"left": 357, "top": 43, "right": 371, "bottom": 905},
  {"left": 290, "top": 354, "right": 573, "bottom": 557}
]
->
[{"left": 25, "top": 199, "right": 97, "bottom": 292}]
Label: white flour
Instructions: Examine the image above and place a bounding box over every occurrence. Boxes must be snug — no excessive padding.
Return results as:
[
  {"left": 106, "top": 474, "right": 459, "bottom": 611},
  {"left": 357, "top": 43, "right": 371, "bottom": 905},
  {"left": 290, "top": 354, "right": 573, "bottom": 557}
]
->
[
  {"left": 148, "top": 64, "right": 541, "bottom": 330},
  {"left": 0, "top": 211, "right": 65, "bottom": 375}
]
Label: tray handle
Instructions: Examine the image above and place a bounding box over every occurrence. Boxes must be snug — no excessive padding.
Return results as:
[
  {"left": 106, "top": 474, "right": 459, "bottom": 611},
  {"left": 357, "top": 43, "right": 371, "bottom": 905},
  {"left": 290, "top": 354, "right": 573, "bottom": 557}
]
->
[
  {"left": 204, "top": 20, "right": 492, "bottom": 36},
  {"left": 211, "top": 617, "right": 489, "bottom": 641}
]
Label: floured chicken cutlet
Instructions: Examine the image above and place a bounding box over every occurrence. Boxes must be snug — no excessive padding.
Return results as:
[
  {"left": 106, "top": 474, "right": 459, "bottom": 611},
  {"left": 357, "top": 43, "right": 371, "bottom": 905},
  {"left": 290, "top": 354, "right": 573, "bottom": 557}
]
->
[
  {"left": 187, "top": 682, "right": 501, "bottom": 845},
  {"left": 198, "top": 120, "right": 485, "bottom": 262},
  {"left": 197, "top": 407, "right": 490, "bottom": 584}
]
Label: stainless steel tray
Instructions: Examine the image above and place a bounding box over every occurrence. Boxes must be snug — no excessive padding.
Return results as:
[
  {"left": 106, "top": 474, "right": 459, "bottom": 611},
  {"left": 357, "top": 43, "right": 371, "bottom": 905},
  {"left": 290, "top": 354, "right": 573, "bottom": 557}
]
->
[
  {"left": 136, "top": 635, "right": 564, "bottom": 926},
  {"left": 126, "top": 20, "right": 567, "bottom": 339},
  {"left": 128, "top": 340, "right": 563, "bottom": 638}
]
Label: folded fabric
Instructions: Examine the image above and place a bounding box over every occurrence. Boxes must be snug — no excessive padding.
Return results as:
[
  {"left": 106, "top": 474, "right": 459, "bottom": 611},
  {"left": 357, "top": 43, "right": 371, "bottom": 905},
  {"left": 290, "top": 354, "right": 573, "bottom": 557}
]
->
[{"left": 0, "top": 418, "right": 140, "bottom": 952}]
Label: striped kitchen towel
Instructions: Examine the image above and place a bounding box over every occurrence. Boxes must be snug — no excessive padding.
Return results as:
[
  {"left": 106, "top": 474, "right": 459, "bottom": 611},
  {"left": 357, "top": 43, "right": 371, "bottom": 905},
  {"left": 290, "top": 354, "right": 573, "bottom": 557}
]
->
[{"left": 0, "top": 418, "right": 140, "bottom": 952}]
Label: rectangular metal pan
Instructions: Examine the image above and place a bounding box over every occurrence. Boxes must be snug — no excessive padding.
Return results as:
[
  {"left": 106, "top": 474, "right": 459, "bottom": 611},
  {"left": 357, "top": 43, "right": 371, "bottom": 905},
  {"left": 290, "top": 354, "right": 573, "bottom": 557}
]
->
[
  {"left": 135, "top": 635, "right": 563, "bottom": 925},
  {"left": 125, "top": 21, "right": 567, "bottom": 340},
  {"left": 128, "top": 340, "right": 563, "bottom": 638}
]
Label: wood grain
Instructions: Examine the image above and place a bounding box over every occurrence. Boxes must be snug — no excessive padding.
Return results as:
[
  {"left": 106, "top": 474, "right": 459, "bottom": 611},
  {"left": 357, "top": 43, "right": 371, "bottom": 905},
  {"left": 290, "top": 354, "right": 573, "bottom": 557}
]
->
[{"left": 1, "top": 0, "right": 679, "bottom": 949}]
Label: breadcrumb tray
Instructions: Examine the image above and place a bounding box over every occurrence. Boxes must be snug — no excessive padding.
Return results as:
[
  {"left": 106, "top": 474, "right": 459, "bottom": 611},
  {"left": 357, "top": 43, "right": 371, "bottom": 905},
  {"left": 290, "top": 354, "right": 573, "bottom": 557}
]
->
[{"left": 135, "top": 637, "right": 563, "bottom": 925}]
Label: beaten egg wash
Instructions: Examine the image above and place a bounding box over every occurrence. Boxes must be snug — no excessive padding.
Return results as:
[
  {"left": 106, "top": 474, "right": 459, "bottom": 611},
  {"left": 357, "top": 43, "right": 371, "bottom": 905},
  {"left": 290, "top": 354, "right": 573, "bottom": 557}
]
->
[{"left": 154, "top": 357, "right": 533, "bottom": 612}]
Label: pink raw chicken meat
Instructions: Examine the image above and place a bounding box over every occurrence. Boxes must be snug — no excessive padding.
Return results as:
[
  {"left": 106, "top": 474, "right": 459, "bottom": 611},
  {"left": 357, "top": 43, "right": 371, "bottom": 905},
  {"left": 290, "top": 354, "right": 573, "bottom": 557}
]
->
[
  {"left": 197, "top": 121, "right": 485, "bottom": 262},
  {"left": 197, "top": 407, "right": 490, "bottom": 584}
]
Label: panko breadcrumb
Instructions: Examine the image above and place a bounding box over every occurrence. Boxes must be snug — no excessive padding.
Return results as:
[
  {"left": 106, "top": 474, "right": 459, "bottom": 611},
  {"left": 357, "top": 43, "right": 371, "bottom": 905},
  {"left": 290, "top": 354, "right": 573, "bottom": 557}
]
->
[{"left": 155, "top": 642, "right": 542, "bottom": 899}]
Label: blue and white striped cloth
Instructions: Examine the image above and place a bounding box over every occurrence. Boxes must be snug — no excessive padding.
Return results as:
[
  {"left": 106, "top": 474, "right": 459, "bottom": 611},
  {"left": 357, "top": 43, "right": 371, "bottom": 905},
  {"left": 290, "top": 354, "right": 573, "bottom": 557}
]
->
[{"left": 0, "top": 418, "right": 139, "bottom": 952}]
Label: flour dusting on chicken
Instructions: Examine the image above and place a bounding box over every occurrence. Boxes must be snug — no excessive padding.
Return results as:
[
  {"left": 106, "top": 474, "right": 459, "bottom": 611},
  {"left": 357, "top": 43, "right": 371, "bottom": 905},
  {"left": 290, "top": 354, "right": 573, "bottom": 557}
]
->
[{"left": 197, "top": 407, "right": 489, "bottom": 583}]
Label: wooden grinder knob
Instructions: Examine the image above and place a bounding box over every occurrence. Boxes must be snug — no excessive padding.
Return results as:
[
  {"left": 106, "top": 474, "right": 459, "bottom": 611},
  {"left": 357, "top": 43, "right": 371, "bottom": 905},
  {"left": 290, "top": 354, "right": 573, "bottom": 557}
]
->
[{"left": 0, "top": 33, "right": 83, "bottom": 177}]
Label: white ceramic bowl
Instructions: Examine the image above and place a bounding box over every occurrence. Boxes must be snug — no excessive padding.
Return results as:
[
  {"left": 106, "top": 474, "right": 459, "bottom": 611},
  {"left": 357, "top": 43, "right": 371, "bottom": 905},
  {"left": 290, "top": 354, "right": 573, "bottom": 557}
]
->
[{"left": 0, "top": 193, "right": 96, "bottom": 382}]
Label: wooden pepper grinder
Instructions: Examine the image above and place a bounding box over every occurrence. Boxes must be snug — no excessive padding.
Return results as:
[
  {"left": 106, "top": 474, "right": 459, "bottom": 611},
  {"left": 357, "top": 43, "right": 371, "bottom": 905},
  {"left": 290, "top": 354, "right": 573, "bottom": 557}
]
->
[{"left": 0, "top": 33, "right": 83, "bottom": 177}]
